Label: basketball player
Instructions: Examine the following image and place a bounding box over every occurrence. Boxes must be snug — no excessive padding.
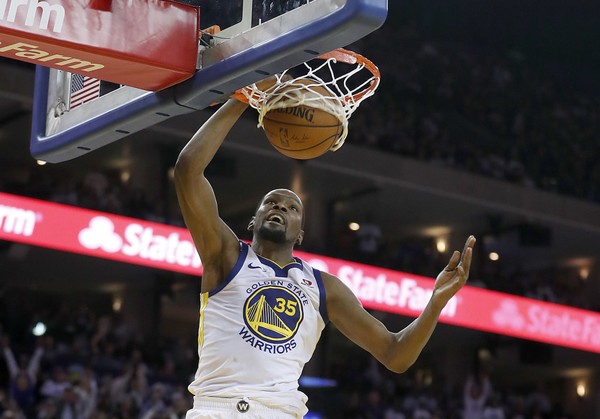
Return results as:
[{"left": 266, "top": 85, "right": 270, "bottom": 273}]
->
[{"left": 174, "top": 94, "right": 476, "bottom": 418}]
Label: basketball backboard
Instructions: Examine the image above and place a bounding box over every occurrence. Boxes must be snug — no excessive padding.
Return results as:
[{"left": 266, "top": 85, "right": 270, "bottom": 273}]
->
[{"left": 30, "top": 0, "right": 387, "bottom": 163}]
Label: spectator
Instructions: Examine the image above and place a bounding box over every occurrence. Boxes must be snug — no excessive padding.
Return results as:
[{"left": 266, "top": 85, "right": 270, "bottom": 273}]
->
[
  {"left": 55, "top": 385, "right": 82, "bottom": 419},
  {"left": 384, "top": 398, "right": 406, "bottom": 419},
  {"left": 483, "top": 392, "right": 506, "bottom": 419},
  {"left": 165, "top": 392, "right": 188, "bottom": 419},
  {"left": 413, "top": 400, "right": 433, "bottom": 419},
  {"left": 362, "top": 388, "right": 386, "bottom": 419},
  {"left": 139, "top": 383, "right": 166, "bottom": 419},
  {"left": 114, "top": 394, "right": 138, "bottom": 419},
  {"left": 36, "top": 397, "right": 59, "bottom": 419},
  {"left": 1, "top": 337, "right": 43, "bottom": 416},
  {"left": 355, "top": 213, "right": 383, "bottom": 262},
  {"left": 39, "top": 366, "right": 70, "bottom": 400},
  {"left": 463, "top": 372, "right": 492, "bottom": 419},
  {"left": 109, "top": 365, "right": 147, "bottom": 412},
  {"left": 73, "top": 368, "right": 98, "bottom": 419},
  {"left": 526, "top": 382, "right": 552, "bottom": 416}
]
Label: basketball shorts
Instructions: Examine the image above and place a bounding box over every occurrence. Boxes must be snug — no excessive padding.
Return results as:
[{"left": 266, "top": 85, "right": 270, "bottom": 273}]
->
[{"left": 186, "top": 396, "right": 301, "bottom": 419}]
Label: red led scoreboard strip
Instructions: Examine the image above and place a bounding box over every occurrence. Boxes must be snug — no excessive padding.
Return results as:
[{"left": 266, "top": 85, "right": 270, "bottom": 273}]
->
[
  {"left": 0, "top": 0, "right": 198, "bottom": 91},
  {"left": 1, "top": 191, "right": 599, "bottom": 353}
]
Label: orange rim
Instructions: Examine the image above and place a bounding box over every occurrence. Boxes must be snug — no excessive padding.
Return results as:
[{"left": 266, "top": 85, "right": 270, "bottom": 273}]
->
[{"left": 231, "top": 48, "right": 380, "bottom": 105}]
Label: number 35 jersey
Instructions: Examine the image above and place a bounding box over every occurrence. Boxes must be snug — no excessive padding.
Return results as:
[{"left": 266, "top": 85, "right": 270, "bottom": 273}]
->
[{"left": 188, "top": 241, "right": 328, "bottom": 416}]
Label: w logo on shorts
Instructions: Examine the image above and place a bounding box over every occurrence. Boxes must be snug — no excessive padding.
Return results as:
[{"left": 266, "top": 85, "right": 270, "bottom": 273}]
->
[{"left": 236, "top": 399, "right": 250, "bottom": 413}]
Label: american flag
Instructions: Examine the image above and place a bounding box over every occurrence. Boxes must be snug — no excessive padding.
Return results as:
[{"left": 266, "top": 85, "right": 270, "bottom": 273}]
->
[{"left": 70, "top": 74, "right": 101, "bottom": 109}]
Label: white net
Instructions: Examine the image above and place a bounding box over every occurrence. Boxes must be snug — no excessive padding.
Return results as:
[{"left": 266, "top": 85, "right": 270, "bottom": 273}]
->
[{"left": 239, "top": 49, "right": 380, "bottom": 151}]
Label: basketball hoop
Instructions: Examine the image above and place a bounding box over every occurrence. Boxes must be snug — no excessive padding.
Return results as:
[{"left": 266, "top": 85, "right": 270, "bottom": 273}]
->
[{"left": 232, "top": 48, "right": 380, "bottom": 151}]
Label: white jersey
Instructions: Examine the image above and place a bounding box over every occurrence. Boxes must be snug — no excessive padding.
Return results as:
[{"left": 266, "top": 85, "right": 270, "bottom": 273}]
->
[{"left": 188, "top": 241, "right": 328, "bottom": 417}]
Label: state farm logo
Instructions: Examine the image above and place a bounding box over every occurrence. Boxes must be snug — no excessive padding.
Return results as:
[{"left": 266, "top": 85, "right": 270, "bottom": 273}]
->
[
  {"left": 78, "top": 216, "right": 201, "bottom": 268},
  {"left": 492, "top": 299, "right": 526, "bottom": 330},
  {"left": 492, "top": 298, "right": 600, "bottom": 347},
  {"left": 78, "top": 216, "right": 122, "bottom": 252},
  {"left": 338, "top": 266, "right": 458, "bottom": 317}
]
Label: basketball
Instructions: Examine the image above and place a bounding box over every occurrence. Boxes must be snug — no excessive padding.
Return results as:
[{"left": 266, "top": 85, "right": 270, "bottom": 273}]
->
[{"left": 261, "top": 81, "right": 343, "bottom": 160}]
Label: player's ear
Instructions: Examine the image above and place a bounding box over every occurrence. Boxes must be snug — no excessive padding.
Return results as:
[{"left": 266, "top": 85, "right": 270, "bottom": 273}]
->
[
  {"left": 247, "top": 216, "right": 255, "bottom": 231},
  {"left": 296, "top": 230, "right": 304, "bottom": 246}
]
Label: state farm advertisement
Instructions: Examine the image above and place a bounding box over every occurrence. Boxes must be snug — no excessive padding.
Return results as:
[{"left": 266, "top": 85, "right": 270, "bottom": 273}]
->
[
  {"left": 298, "top": 254, "right": 600, "bottom": 354},
  {"left": 0, "top": 192, "right": 200, "bottom": 273},
  {"left": 1, "top": 192, "right": 599, "bottom": 353}
]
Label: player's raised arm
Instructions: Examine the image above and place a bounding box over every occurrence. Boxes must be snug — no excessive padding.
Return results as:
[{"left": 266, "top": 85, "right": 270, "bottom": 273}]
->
[
  {"left": 174, "top": 98, "right": 249, "bottom": 292},
  {"left": 325, "top": 235, "right": 476, "bottom": 373}
]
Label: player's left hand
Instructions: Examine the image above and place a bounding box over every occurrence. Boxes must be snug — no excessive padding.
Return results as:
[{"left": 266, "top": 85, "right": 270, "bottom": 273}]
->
[{"left": 432, "top": 235, "right": 476, "bottom": 310}]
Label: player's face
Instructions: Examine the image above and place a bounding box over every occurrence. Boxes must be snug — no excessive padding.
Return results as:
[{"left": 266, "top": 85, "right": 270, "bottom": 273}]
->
[{"left": 250, "top": 189, "right": 304, "bottom": 245}]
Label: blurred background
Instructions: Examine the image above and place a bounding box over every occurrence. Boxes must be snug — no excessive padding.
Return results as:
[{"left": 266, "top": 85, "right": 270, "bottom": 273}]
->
[{"left": 1, "top": 0, "right": 599, "bottom": 417}]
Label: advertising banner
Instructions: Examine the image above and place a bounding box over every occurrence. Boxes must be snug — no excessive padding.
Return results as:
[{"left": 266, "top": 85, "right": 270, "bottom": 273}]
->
[{"left": 1, "top": 192, "right": 599, "bottom": 353}]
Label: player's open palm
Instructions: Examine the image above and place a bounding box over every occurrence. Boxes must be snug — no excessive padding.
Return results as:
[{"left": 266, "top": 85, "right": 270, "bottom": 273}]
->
[{"left": 433, "top": 236, "right": 476, "bottom": 309}]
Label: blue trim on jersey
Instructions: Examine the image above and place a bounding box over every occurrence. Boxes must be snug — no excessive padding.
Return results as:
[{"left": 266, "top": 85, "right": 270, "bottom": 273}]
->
[
  {"left": 208, "top": 241, "right": 248, "bottom": 297},
  {"left": 313, "top": 269, "right": 328, "bottom": 324},
  {"left": 257, "top": 255, "right": 304, "bottom": 278}
]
